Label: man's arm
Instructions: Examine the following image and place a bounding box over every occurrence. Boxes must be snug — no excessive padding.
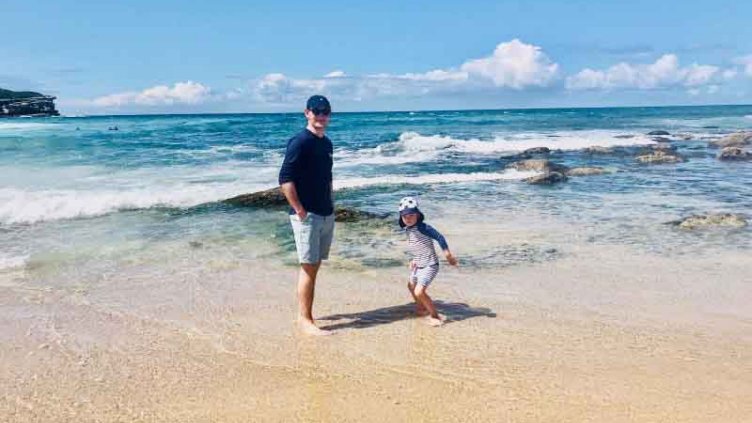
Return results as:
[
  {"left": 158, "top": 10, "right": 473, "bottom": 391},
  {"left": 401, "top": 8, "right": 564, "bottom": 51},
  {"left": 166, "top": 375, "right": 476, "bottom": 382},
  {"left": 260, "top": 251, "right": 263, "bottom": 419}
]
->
[
  {"left": 279, "top": 136, "right": 307, "bottom": 219},
  {"left": 280, "top": 182, "right": 306, "bottom": 220}
]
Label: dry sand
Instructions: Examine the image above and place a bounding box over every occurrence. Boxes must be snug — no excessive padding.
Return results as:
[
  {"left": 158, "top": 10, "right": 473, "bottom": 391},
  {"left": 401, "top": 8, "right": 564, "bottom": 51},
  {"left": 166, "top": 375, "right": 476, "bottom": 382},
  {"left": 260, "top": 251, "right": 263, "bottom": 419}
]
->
[{"left": 1, "top": 240, "right": 750, "bottom": 422}]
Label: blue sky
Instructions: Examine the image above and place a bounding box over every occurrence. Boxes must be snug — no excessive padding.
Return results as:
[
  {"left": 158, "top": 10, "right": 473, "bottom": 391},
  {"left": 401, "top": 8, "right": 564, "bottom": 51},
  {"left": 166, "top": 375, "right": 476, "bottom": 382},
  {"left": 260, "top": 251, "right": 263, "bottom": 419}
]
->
[{"left": 3, "top": 0, "right": 751, "bottom": 114}]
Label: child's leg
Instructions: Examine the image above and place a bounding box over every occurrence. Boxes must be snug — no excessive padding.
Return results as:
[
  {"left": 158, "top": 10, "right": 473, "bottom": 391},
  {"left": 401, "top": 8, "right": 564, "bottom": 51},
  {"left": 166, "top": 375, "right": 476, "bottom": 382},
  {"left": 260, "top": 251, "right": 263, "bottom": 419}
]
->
[
  {"left": 413, "top": 284, "right": 443, "bottom": 326},
  {"left": 407, "top": 280, "right": 428, "bottom": 315}
]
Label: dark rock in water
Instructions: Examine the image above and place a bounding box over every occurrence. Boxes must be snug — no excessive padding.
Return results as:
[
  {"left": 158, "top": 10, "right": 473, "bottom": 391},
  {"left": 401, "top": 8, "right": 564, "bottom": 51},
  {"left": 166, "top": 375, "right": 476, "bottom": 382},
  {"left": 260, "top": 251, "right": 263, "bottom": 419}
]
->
[
  {"left": 224, "top": 187, "right": 287, "bottom": 207},
  {"left": 189, "top": 241, "right": 204, "bottom": 248},
  {"left": 651, "top": 136, "right": 672, "bottom": 143},
  {"left": 614, "top": 134, "right": 636, "bottom": 139},
  {"left": 710, "top": 132, "right": 752, "bottom": 148},
  {"left": 669, "top": 213, "right": 747, "bottom": 229},
  {"left": 565, "top": 167, "right": 609, "bottom": 177},
  {"left": 702, "top": 125, "right": 719, "bottom": 129},
  {"left": 524, "top": 171, "right": 568, "bottom": 185},
  {"left": 507, "top": 159, "right": 569, "bottom": 173},
  {"left": 519, "top": 147, "right": 551, "bottom": 158},
  {"left": 514, "top": 146, "right": 552, "bottom": 159},
  {"left": 334, "top": 207, "right": 388, "bottom": 223},
  {"left": 636, "top": 150, "right": 685, "bottom": 164},
  {"left": 522, "top": 147, "right": 551, "bottom": 155},
  {"left": 223, "top": 187, "right": 388, "bottom": 223},
  {"left": 460, "top": 244, "right": 561, "bottom": 268},
  {"left": 647, "top": 130, "right": 671, "bottom": 136},
  {"left": 584, "top": 146, "right": 615, "bottom": 154},
  {"left": 644, "top": 143, "right": 677, "bottom": 152},
  {"left": 0, "top": 88, "right": 59, "bottom": 117},
  {"left": 717, "top": 147, "right": 752, "bottom": 161}
]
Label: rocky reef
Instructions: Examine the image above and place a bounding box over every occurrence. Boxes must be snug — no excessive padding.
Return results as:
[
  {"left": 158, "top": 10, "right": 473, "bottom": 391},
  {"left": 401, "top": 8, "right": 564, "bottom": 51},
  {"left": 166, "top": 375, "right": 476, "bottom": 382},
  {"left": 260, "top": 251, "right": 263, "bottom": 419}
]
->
[
  {"left": 223, "top": 187, "right": 389, "bottom": 224},
  {"left": 668, "top": 213, "right": 748, "bottom": 229},
  {"left": 0, "top": 88, "right": 59, "bottom": 117}
]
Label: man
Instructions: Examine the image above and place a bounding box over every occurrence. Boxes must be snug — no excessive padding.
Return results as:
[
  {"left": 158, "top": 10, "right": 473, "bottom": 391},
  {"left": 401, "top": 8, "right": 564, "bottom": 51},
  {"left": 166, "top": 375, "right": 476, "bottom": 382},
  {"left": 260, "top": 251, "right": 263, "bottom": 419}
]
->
[{"left": 279, "top": 95, "right": 335, "bottom": 336}]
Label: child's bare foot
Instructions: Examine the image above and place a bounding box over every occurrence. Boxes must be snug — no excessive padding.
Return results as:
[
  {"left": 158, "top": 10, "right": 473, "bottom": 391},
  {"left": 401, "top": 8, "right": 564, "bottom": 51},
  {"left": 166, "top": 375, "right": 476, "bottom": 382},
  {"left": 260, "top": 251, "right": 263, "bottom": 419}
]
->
[
  {"left": 298, "top": 319, "right": 334, "bottom": 336},
  {"left": 425, "top": 315, "right": 444, "bottom": 327}
]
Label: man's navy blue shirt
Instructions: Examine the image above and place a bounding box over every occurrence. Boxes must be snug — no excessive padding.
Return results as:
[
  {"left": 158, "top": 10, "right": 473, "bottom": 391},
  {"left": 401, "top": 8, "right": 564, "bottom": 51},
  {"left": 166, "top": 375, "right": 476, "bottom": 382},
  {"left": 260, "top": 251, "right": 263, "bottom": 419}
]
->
[{"left": 278, "top": 129, "right": 334, "bottom": 216}]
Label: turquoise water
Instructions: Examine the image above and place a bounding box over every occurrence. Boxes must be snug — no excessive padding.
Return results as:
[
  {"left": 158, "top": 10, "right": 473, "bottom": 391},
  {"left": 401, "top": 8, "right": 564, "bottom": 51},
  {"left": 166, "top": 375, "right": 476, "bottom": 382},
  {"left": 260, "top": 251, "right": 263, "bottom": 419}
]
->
[{"left": 1, "top": 106, "right": 751, "bottom": 273}]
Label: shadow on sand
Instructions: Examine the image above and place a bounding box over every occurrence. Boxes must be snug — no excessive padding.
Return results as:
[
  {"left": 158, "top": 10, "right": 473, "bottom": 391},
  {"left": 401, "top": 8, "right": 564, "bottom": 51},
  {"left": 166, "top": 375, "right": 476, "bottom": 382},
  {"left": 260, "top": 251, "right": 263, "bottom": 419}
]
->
[{"left": 318, "top": 301, "right": 496, "bottom": 331}]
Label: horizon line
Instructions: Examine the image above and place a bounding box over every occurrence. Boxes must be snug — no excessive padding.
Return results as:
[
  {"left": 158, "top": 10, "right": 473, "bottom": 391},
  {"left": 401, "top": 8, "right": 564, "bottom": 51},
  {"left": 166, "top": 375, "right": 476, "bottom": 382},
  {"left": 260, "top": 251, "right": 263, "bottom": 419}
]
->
[{"left": 49, "top": 101, "right": 752, "bottom": 119}]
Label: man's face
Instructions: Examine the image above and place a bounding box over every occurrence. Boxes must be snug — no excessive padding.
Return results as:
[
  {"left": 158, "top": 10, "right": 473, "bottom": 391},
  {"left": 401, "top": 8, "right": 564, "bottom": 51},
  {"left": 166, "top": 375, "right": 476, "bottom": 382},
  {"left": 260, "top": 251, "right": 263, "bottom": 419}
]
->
[{"left": 305, "top": 109, "right": 330, "bottom": 131}]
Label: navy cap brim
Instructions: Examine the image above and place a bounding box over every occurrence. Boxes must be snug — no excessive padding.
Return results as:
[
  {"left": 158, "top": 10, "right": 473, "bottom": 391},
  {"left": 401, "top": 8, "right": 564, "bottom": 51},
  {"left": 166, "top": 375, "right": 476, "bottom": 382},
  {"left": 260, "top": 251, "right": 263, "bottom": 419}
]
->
[
  {"left": 400, "top": 208, "right": 420, "bottom": 216},
  {"left": 306, "top": 95, "right": 331, "bottom": 113}
]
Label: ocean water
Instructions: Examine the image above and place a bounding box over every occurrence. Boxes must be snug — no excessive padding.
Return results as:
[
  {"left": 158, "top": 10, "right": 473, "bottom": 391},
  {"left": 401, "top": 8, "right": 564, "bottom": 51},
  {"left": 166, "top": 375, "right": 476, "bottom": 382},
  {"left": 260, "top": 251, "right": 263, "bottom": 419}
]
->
[{"left": 1, "top": 106, "right": 751, "bottom": 280}]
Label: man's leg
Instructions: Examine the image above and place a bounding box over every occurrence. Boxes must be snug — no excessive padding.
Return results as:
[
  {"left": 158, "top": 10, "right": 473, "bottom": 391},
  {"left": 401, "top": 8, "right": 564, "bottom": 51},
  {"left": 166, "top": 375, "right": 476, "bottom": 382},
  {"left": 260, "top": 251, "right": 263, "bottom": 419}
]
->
[
  {"left": 297, "top": 261, "right": 333, "bottom": 335},
  {"left": 298, "top": 262, "right": 320, "bottom": 322},
  {"left": 290, "top": 213, "right": 331, "bottom": 335}
]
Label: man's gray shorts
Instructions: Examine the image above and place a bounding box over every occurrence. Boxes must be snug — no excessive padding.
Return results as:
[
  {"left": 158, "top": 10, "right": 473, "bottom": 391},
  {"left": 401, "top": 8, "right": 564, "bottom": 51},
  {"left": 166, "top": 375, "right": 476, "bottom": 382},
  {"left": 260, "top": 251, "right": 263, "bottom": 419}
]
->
[{"left": 290, "top": 212, "right": 335, "bottom": 264}]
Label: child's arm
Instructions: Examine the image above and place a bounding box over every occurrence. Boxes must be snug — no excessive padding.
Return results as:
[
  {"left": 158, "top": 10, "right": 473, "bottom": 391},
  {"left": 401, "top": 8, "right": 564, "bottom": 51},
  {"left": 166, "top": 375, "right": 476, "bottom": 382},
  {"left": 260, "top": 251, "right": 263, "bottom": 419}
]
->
[
  {"left": 420, "top": 224, "right": 459, "bottom": 267},
  {"left": 444, "top": 250, "right": 459, "bottom": 267}
]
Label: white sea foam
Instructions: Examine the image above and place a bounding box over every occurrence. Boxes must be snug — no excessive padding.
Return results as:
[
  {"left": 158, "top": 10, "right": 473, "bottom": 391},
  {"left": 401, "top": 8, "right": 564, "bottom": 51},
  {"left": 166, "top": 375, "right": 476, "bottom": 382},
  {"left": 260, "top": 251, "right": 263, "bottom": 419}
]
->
[
  {"left": 334, "top": 169, "right": 537, "bottom": 189},
  {"left": 335, "top": 130, "right": 656, "bottom": 168},
  {"left": 0, "top": 122, "right": 54, "bottom": 131},
  {"left": 0, "top": 167, "right": 534, "bottom": 224},
  {"left": 0, "top": 182, "right": 268, "bottom": 225},
  {"left": 397, "top": 130, "right": 656, "bottom": 154},
  {"left": 0, "top": 128, "right": 659, "bottom": 224},
  {"left": 0, "top": 161, "right": 281, "bottom": 224},
  {"left": 649, "top": 116, "right": 752, "bottom": 129},
  {"left": 0, "top": 253, "right": 28, "bottom": 270}
]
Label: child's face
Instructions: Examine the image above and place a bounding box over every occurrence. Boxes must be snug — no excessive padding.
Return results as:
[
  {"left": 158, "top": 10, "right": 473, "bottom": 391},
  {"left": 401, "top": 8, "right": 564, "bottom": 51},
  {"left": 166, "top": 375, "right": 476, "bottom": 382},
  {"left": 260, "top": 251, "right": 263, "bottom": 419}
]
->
[{"left": 401, "top": 212, "right": 418, "bottom": 227}]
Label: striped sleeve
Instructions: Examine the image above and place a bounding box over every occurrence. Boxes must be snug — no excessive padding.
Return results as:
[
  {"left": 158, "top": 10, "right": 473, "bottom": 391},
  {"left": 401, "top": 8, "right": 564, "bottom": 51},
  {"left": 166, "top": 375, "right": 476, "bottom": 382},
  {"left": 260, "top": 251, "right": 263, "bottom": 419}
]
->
[{"left": 419, "top": 223, "right": 449, "bottom": 251}]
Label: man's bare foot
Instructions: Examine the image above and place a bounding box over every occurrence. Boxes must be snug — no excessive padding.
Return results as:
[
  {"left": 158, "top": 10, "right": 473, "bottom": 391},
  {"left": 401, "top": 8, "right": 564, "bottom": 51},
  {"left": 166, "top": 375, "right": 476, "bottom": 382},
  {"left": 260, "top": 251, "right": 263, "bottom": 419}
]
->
[
  {"left": 415, "top": 309, "right": 430, "bottom": 317},
  {"left": 298, "top": 319, "right": 334, "bottom": 336},
  {"left": 425, "top": 316, "right": 444, "bottom": 327}
]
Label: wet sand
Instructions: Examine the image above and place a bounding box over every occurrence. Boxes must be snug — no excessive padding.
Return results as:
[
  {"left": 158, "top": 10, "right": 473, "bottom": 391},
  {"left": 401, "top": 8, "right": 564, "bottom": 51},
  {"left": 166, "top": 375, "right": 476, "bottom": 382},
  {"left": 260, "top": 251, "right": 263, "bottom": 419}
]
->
[{"left": 1, "top": 236, "right": 750, "bottom": 423}]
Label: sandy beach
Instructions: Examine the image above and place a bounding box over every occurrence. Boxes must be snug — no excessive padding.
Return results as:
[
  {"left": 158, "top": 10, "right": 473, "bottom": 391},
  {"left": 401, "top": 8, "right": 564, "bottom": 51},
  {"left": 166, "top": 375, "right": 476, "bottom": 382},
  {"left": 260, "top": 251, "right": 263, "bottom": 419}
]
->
[
  {"left": 2, "top": 211, "right": 750, "bottom": 423},
  {"left": 4, "top": 0, "right": 752, "bottom": 417}
]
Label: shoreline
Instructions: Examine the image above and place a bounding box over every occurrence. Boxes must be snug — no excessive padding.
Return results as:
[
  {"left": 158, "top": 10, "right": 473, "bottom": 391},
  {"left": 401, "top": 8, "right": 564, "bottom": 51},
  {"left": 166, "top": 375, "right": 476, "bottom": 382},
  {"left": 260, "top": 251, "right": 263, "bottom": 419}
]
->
[{"left": 2, "top": 240, "right": 750, "bottom": 422}]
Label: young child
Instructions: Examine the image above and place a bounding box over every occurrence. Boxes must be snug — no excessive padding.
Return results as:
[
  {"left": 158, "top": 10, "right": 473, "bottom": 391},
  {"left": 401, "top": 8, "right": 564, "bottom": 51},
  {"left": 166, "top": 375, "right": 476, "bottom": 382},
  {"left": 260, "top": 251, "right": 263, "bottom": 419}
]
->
[{"left": 398, "top": 196, "right": 458, "bottom": 326}]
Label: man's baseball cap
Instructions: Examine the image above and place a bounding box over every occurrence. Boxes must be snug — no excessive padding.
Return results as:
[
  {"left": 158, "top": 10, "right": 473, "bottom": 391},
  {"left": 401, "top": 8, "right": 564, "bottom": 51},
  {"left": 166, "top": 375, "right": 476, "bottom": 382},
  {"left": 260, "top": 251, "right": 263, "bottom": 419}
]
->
[{"left": 306, "top": 95, "right": 331, "bottom": 115}]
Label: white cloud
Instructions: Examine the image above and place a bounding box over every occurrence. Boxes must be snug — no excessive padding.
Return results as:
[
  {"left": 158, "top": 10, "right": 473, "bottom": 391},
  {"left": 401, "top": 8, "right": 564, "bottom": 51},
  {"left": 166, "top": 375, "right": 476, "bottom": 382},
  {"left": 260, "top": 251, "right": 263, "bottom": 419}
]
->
[
  {"left": 324, "top": 70, "right": 346, "bottom": 78},
  {"left": 683, "top": 64, "right": 720, "bottom": 86},
  {"left": 92, "top": 81, "right": 211, "bottom": 107},
  {"left": 377, "top": 69, "right": 469, "bottom": 83},
  {"left": 77, "top": 42, "right": 748, "bottom": 112},
  {"left": 687, "top": 85, "right": 720, "bottom": 96},
  {"left": 249, "top": 39, "right": 559, "bottom": 105},
  {"left": 459, "top": 39, "right": 559, "bottom": 88},
  {"left": 253, "top": 73, "right": 331, "bottom": 104},
  {"left": 722, "top": 69, "right": 738, "bottom": 80},
  {"left": 733, "top": 55, "right": 752, "bottom": 77},
  {"left": 566, "top": 54, "right": 721, "bottom": 90}
]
